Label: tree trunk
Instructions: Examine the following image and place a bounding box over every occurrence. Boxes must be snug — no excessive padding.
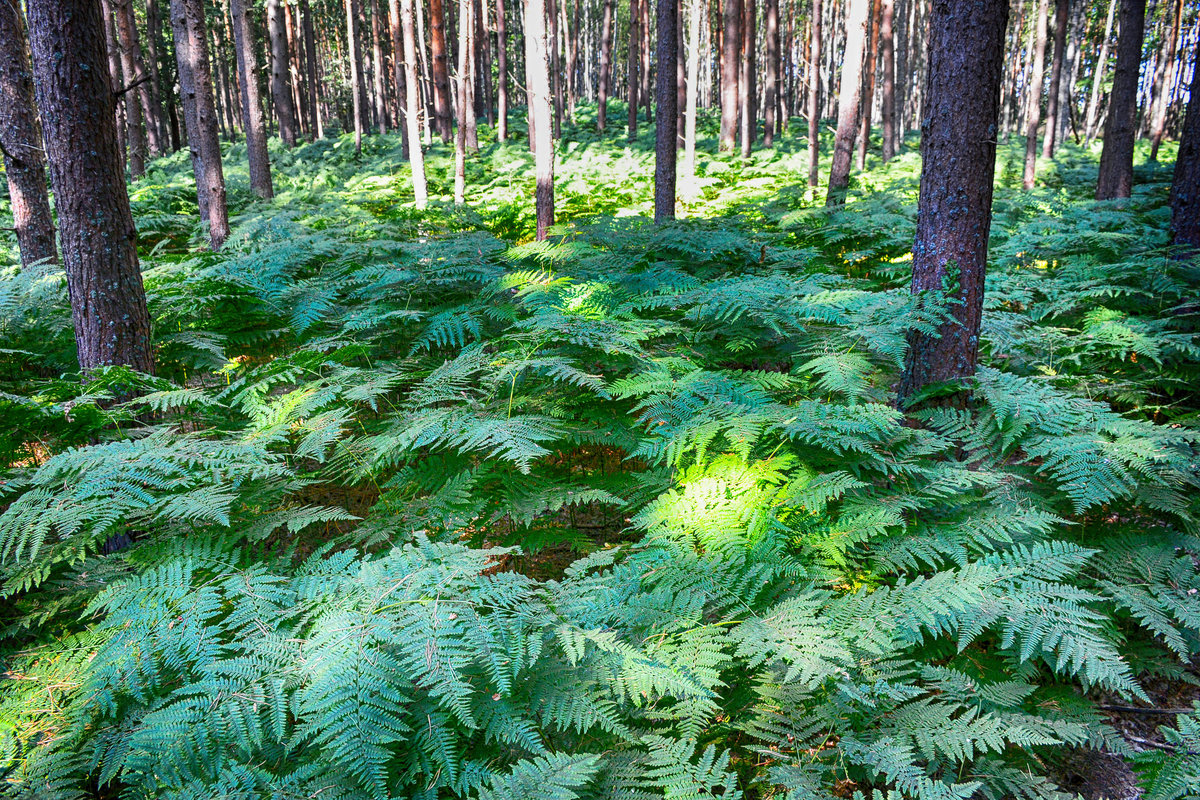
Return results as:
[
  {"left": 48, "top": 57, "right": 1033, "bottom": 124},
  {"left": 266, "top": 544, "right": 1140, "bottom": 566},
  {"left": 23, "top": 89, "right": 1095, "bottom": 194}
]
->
[
  {"left": 231, "top": 0, "right": 274, "bottom": 198},
  {"left": 302, "top": 0, "right": 322, "bottom": 139},
  {"left": 26, "top": 0, "right": 155, "bottom": 374},
  {"left": 266, "top": 0, "right": 298, "bottom": 145},
  {"left": 526, "top": 0, "right": 555, "bottom": 238},
  {"left": 1052, "top": 0, "right": 1085, "bottom": 150},
  {"left": 676, "top": 0, "right": 686, "bottom": 144},
  {"left": 683, "top": 0, "right": 702, "bottom": 191},
  {"left": 763, "top": 0, "right": 778, "bottom": 146},
  {"left": 171, "top": 0, "right": 231, "bottom": 249},
  {"left": 597, "top": 0, "right": 613, "bottom": 131},
  {"left": 371, "top": 0, "right": 390, "bottom": 133},
  {"left": 115, "top": 0, "right": 163, "bottom": 161},
  {"left": 1021, "top": 0, "right": 1048, "bottom": 188},
  {"left": 1083, "top": 0, "right": 1116, "bottom": 146},
  {"left": 145, "top": 0, "right": 171, "bottom": 151},
  {"left": 719, "top": 0, "right": 740, "bottom": 149},
  {"left": 0, "top": 0, "right": 57, "bottom": 267},
  {"left": 497, "top": 0, "right": 510, "bottom": 138},
  {"left": 1096, "top": 0, "right": 1147, "bottom": 200},
  {"left": 455, "top": 0, "right": 471, "bottom": 203},
  {"left": 640, "top": 0, "right": 651, "bottom": 121},
  {"left": 1148, "top": 0, "right": 1183, "bottom": 160},
  {"left": 1169, "top": 36, "right": 1200, "bottom": 253},
  {"left": 346, "top": 0, "right": 367, "bottom": 153},
  {"left": 628, "top": 0, "right": 641, "bottom": 140},
  {"left": 858, "top": 0, "right": 881, "bottom": 170},
  {"left": 807, "top": 0, "right": 821, "bottom": 186},
  {"left": 1040, "top": 0, "right": 1068, "bottom": 158},
  {"left": 825, "top": 0, "right": 870, "bottom": 205},
  {"left": 897, "top": 0, "right": 1008, "bottom": 405},
  {"left": 655, "top": 0, "right": 679, "bottom": 220},
  {"left": 880, "top": 0, "right": 895, "bottom": 160},
  {"left": 430, "top": 0, "right": 453, "bottom": 140},
  {"left": 548, "top": 0, "right": 562, "bottom": 135},
  {"left": 739, "top": 0, "right": 757, "bottom": 157},
  {"left": 397, "top": 0, "right": 428, "bottom": 204},
  {"left": 101, "top": 0, "right": 130, "bottom": 173}
]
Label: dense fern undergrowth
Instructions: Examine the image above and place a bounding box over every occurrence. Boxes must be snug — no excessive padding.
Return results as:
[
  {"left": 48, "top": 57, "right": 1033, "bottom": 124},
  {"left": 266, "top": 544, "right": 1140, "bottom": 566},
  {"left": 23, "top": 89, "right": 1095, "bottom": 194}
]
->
[{"left": 3, "top": 109, "right": 1200, "bottom": 800}]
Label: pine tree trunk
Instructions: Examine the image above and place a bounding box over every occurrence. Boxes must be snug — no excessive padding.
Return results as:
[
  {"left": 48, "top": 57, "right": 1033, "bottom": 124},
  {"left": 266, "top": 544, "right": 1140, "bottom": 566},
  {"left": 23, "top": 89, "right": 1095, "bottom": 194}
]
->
[
  {"left": 397, "top": 0, "right": 428, "bottom": 204},
  {"left": 683, "top": 0, "right": 702, "bottom": 189},
  {"left": 115, "top": 0, "right": 163, "bottom": 160},
  {"left": 562, "top": 0, "right": 578, "bottom": 121},
  {"left": 346, "top": 0, "right": 367, "bottom": 153},
  {"left": 0, "top": 0, "right": 57, "bottom": 267},
  {"left": 763, "top": 0, "right": 778, "bottom": 147},
  {"left": 302, "top": 0, "right": 323, "bottom": 138},
  {"left": 1169, "top": 36, "right": 1200, "bottom": 253},
  {"left": 807, "top": 0, "right": 821, "bottom": 186},
  {"left": 597, "top": 0, "right": 613, "bottom": 131},
  {"left": 858, "top": 0, "right": 881, "bottom": 170},
  {"left": 455, "top": 0, "right": 471, "bottom": 203},
  {"left": 231, "top": 0, "right": 274, "bottom": 198},
  {"left": 1148, "top": 0, "right": 1183, "bottom": 160},
  {"left": 1084, "top": 0, "right": 1115, "bottom": 145},
  {"left": 640, "top": 0, "right": 651, "bottom": 121},
  {"left": 1041, "top": 0, "right": 1067, "bottom": 158},
  {"left": 676, "top": 0, "right": 686, "bottom": 144},
  {"left": 526, "top": 0, "right": 555, "bottom": 238},
  {"left": 464, "top": 0, "right": 478, "bottom": 149},
  {"left": 431, "top": 0, "right": 453, "bottom": 140},
  {"left": 145, "top": 0, "right": 172, "bottom": 151},
  {"left": 655, "top": 0, "right": 679, "bottom": 220},
  {"left": 171, "top": 0, "right": 231, "bottom": 249},
  {"left": 548, "top": 0, "right": 563, "bottom": 136},
  {"left": 628, "top": 0, "right": 641, "bottom": 140},
  {"left": 897, "top": 0, "right": 1008, "bottom": 405},
  {"left": 101, "top": 0, "right": 130, "bottom": 173},
  {"left": 825, "top": 0, "right": 870, "bottom": 205},
  {"left": 719, "top": 0, "right": 740, "bottom": 149},
  {"left": 1052, "top": 0, "right": 1084, "bottom": 150},
  {"left": 26, "top": 0, "right": 154, "bottom": 374},
  {"left": 267, "top": 0, "right": 298, "bottom": 145},
  {"left": 880, "top": 0, "right": 895, "bottom": 160},
  {"left": 497, "top": 0, "right": 510, "bottom": 138},
  {"left": 286, "top": 3, "right": 306, "bottom": 137},
  {"left": 372, "top": 0, "right": 390, "bottom": 133},
  {"left": 1021, "top": 0, "right": 1048, "bottom": 188},
  {"left": 739, "top": 0, "right": 757, "bottom": 157},
  {"left": 1096, "top": 0, "right": 1146, "bottom": 200}
]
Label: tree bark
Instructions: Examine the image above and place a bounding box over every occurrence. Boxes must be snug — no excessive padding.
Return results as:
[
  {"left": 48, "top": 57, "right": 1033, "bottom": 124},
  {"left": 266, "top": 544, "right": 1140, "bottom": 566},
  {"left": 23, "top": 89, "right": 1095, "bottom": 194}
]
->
[
  {"left": 763, "top": 0, "right": 778, "bottom": 147},
  {"left": 739, "top": 0, "right": 757, "bottom": 157},
  {"left": 397, "top": 0, "right": 428, "bottom": 204},
  {"left": 26, "top": 0, "right": 155, "bottom": 374},
  {"left": 825, "top": 0, "right": 870, "bottom": 205},
  {"left": 455, "top": 0, "right": 471, "bottom": 203},
  {"left": 371, "top": 0, "right": 390, "bottom": 134},
  {"left": 683, "top": 0, "right": 702, "bottom": 191},
  {"left": 807, "top": 0, "right": 821, "bottom": 187},
  {"left": 497, "top": 0, "right": 510, "bottom": 138},
  {"left": 1096, "top": 0, "right": 1147, "bottom": 200},
  {"left": 171, "top": 0, "right": 231, "bottom": 249},
  {"left": 302, "top": 0, "right": 322, "bottom": 139},
  {"left": 267, "top": 0, "right": 298, "bottom": 145},
  {"left": 880, "top": 0, "right": 895, "bottom": 160},
  {"left": 719, "top": 0, "right": 740, "bottom": 149},
  {"left": 115, "top": 0, "right": 163, "bottom": 161},
  {"left": 628, "top": 0, "right": 641, "bottom": 140},
  {"left": 1169, "top": 36, "right": 1200, "bottom": 253},
  {"left": 231, "top": 0, "right": 274, "bottom": 198},
  {"left": 597, "top": 0, "right": 613, "bottom": 131},
  {"left": 1021, "top": 0, "right": 1048, "bottom": 188},
  {"left": 527, "top": 0, "right": 555, "bottom": 238},
  {"left": 897, "top": 0, "right": 1008, "bottom": 405},
  {"left": 1084, "top": 0, "right": 1116, "bottom": 146},
  {"left": 430, "top": 0, "right": 453, "bottom": 140},
  {"left": 858, "top": 0, "right": 881, "bottom": 170},
  {"left": 0, "top": 0, "right": 57, "bottom": 267},
  {"left": 1148, "top": 0, "right": 1183, "bottom": 160},
  {"left": 346, "top": 0, "right": 367, "bottom": 153},
  {"left": 655, "top": 0, "right": 679, "bottom": 220},
  {"left": 1041, "top": 0, "right": 1068, "bottom": 159},
  {"left": 101, "top": 0, "right": 130, "bottom": 173},
  {"left": 145, "top": 0, "right": 172, "bottom": 151}
]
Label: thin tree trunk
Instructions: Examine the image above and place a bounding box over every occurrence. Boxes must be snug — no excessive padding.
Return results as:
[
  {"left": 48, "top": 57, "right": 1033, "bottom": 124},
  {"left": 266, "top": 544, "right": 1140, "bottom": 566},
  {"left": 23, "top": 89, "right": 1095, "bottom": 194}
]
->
[
  {"left": 628, "top": 0, "right": 641, "bottom": 140},
  {"left": 807, "top": 0, "right": 821, "bottom": 186},
  {"left": 858, "top": 0, "right": 881, "bottom": 169},
  {"left": 455, "top": 0, "right": 471, "bottom": 202},
  {"left": 739, "top": 0, "right": 757, "bottom": 156},
  {"left": 1041, "top": 0, "right": 1068, "bottom": 158},
  {"left": 719, "top": 0, "right": 741, "bottom": 148},
  {"left": 655, "top": 0, "right": 679, "bottom": 220},
  {"left": 286, "top": 2, "right": 306, "bottom": 136},
  {"left": 171, "top": 0, "right": 230, "bottom": 249},
  {"left": 1149, "top": 0, "right": 1183, "bottom": 160},
  {"left": 346, "top": 0, "right": 367, "bottom": 153},
  {"left": 267, "top": 0, "right": 298, "bottom": 145},
  {"left": 897, "top": 0, "right": 1008, "bottom": 405},
  {"left": 562, "top": 0, "right": 578, "bottom": 121},
  {"left": 497, "top": 0, "right": 510, "bottom": 138},
  {"left": 397, "top": 0, "right": 428, "bottom": 204},
  {"left": 26, "top": 0, "right": 154, "bottom": 374},
  {"left": 684, "top": 0, "right": 702, "bottom": 192},
  {"left": 880, "top": 0, "right": 895, "bottom": 160},
  {"left": 115, "top": 0, "right": 163, "bottom": 160},
  {"left": 640, "top": 0, "right": 651, "bottom": 121},
  {"left": 145, "top": 0, "right": 171, "bottom": 151},
  {"left": 1053, "top": 0, "right": 1084, "bottom": 150},
  {"left": 527, "top": 0, "right": 555, "bottom": 238},
  {"left": 430, "top": 0, "right": 453, "bottom": 139},
  {"left": 302, "top": 0, "right": 322, "bottom": 138},
  {"left": 763, "top": 0, "right": 779, "bottom": 146},
  {"left": 1084, "top": 0, "right": 1116, "bottom": 145},
  {"left": 548, "top": 0, "right": 563, "bottom": 135},
  {"left": 231, "top": 0, "right": 274, "bottom": 198},
  {"left": 1096, "top": 0, "right": 1147, "bottom": 199},
  {"left": 1022, "top": 0, "right": 1048, "bottom": 188},
  {"left": 826, "top": 0, "right": 870, "bottom": 205},
  {"left": 371, "top": 0, "right": 390, "bottom": 133},
  {"left": 101, "top": 0, "right": 130, "bottom": 172},
  {"left": 0, "top": 0, "right": 57, "bottom": 266},
  {"left": 1169, "top": 35, "right": 1200, "bottom": 252},
  {"left": 597, "top": 0, "right": 614, "bottom": 131}
]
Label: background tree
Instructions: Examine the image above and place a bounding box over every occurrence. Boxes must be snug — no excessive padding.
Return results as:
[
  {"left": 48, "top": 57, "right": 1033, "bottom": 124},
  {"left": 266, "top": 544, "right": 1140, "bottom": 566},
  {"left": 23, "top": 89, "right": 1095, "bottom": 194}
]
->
[
  {"left": 596, "top": 0, "right": 613, "bottom": 132},
  {"left": 1022, "top": 0, "right": 1048, "bottom": 188},
  {"left": 1041, "top": 0, "right": 1068, "bottom": 159},
  {"left": 719, "top": 0, "right": 740, "bottom": 150},
  {"left": 826, "top": 0, "right": 870, "bottom": 205},
  {"left": 762, "top": 0, "right": 778, "bottom": 147},
  {"left": 0, "top": 0, "right": 57, "bottom": 267},
  {"left": 526, "top": 0, "right": 554, "bottom": 239},
  {"left": 396, "top": 0, "right": 427, "bottom": 205},
  {"left": 1096, "top": 0, "right": 1147, "bottom": 200},
  {"left": 1170, "top": 36, "right": 1200, "bottom": 252},
  {"left": 807, "top": 0, "right": 821, "bottom": 187},
  {"left": 268, "top": 0, "right": 298, "bottom": 146},
  {"left": 654, "top": 0, "right": 678, "bottom": 220},
  {"left": 114, "top": 0, "right": 163, "bottom": 159},
  {"left": 230, "top": 0, "right": 273, "bottom": 198},
  {"left": 430, "top": 0, "right": 452, "bottom": 140},
  {"left": 628, "top": 0, "right": 642, "bottom": 140},
  {"left": 496, "top": 0, "right": 509, "bottom": 139},
  {"left": 897, "top": 0, "right": 1009, "bottom": 404},
  {"left": 880, "top": 0, "right": 895, "bottom": 161},
  {"left": 1084, "top": 0, "right": 1116, "bottom": 146},
  {"left": 26, "top": 0, "right": 154, "bottom": 373},
  {"left": 1148, "top": 0, "right": 1184, "bottom": 161}
]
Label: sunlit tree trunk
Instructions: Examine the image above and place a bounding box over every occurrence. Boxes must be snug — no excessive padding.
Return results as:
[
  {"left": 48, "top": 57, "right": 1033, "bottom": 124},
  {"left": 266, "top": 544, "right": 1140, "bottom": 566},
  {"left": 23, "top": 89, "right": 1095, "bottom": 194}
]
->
[
  {"left": 763, "top": 0, "right": 778, "bottom": 147},
  {"left": 739, "top": 0, "right": 757, "bottom": 157},
  {"left": 455, "top": 0, "right": 472, "bottom": 202},
  {"left": 719, "top": 0, "right": 740, "bottom": 149},
  {"left": 807, "top": 0, "right": 821, "bottom": 186},
  {"left": 897, "top": 0, "right": 1008, "bottom": 405},
  {"left": 826, "top": 0, "right": 869, "bottom": 205},
  {"left": 0, "top": 0, "right": 57, "bottom": 266},
  {"left": 1096, "top": 0, "right": 1147, "bottom": 200},
  {"left": 1083, "top": 0, "right": 1115, "bottom": 145},
  {"left": 596, "top": 0, "right": 613, "bottom": 131},
  {"left": 880, "top": 0, "right": 895, "bottom": 160},
  {"left": 397, "top": 0, "right": 428, "bottom": 204},
  {"left": 269, "top": 0, "right": 300, "bottom": 145},
  {"left": 1021, "top": 0, "right": 1048, "bottom": 188},
  {"left": 497, "top": 0, "right": 510, "bottom": 139},
  {"left": 526, "top": 0, "right": 555, "bottom": 238},
  {"left": 548, "top": 0, "right": 563, "bottom": 135},
  {"left": 683, "top": 0, "right": 702, "bottom": 191},
  {"left": 231, "top": 0, "right": 273, "bottom": 198},
  {"left": 430, "top": 0, "right": 453, "bottom": 140},
  {"left": 655, "top": 0, "right": 679, "bottom": 220},
  {"left": 628, "top": 0, "right": 641, "bottom": 140},
  {"left": 26, "top": 0, "right": 154, "bottom": 374}
]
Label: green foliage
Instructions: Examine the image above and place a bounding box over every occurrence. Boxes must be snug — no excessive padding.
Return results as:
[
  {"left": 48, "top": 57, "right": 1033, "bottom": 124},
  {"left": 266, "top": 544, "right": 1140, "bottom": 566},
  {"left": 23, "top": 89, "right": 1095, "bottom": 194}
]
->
[{"left": 2, "top": 120, "right": 1199, "bottom": 800}]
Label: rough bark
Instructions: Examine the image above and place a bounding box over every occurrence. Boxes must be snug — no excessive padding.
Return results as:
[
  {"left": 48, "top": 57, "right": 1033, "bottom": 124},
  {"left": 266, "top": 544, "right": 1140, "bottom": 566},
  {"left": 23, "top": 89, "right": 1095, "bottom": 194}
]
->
[
  {"left": 171, "top": 0, "right": 230, "bottom": 249},
  {"left": 526, "top": 0, "right": 555, "bottom": 238},
  {"left": 1096, "top": 0, "right": 1147, "bottom": 200},
  {"left": 1041, "top": 0, "right": 1068, "bottom": 159},
  {"left": 807, "top": 0, "right": 821, "bottom": 187},
  {"left": 858, "top": 0, "right": 881, "bottom": 170},
  {"left": 26, "top": 0, "right": 155, "bottom": 374},
  {"left": 739, "top": 0, "right": 757, "bottom": 157},
  {"left": 1169, "top": 36, "right": 1200, "bottom": 253},
  {"left": 230, "top": 0, "right": 274, "bottom": 198},
  {"left": 655, "top": 0, "right": 679, "bottom": 220},
  {"left": 145, "top": 0, "right": 171, "bottom": 151},
  {"left": 596, "top": 0, "right": 613, "bottom": 131},
  {"left": 628, "top": 0, "right": 641, "bottom": 140},
  {"left": 397, "top": 0, "right": 427, "bottom": 204},
  {"left": 101, "top": 0, "right": 130, "bottom": 172},
  {"left": 430, "top": 0, "right": 453, "bottom": 140},
  {"left": 763, "top": 0, "right": 779, "bottom": 147},
  {"left": 302, "top": 0, "right": 322, "bottom": 138},
  {"left": 1021, "top": 0, "right": 1048, "bottom": 188},
  {"left": 897, "top": 0, "right": 1008, "bottom": 405},
  {"left": 880, "top": 0, "right": 895, "bottom": 160},
  {"left": 825, "top": 0, "right": 870, "bottom": 205},
  {"left": 719, "top": 0, "right": 740, "bottom": 149},
  {"left": 0, "top": 0, "right": 57, "bottom": 266},
  {"left": 497, "top": 0, "right": 510, "bottom": 138},
  {"left": 115, "top": 0, "right": 162, "bottom": 161},
  {"left": 267, "top": 0, "right": 298, "bottom": 145},
  {"left": 1149, "top": 0, "right": 1183, "bottom": 160},
  {"left": 346, "top": 0, "right": 366, "bottom": 153},
  {"left": 1084, "top": 0, "right": 1116, "bottom": 145}
]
